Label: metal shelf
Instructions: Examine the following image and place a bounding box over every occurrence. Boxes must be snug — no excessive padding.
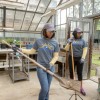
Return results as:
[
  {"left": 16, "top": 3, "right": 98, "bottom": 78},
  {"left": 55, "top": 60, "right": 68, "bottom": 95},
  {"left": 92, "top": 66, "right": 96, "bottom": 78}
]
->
[{"left": 8, "top": 53, "right": 30, "bottom": 83}]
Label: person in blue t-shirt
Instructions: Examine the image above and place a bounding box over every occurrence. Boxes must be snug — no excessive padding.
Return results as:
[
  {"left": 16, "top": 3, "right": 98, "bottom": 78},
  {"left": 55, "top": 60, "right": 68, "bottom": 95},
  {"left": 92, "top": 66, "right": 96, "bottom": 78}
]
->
[
  {"left": 64, "top": 28, "right": 88, "bottom": 96},
  {"left": 21, "top": 23, "right": 60, "bottom": 100}
]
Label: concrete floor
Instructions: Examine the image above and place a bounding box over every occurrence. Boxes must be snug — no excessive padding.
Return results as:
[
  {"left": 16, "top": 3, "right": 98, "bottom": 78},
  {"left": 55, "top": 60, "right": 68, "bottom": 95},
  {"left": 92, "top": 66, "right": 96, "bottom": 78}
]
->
[{"left": 0, "top": 70, "right": 99, "bottom": 100}]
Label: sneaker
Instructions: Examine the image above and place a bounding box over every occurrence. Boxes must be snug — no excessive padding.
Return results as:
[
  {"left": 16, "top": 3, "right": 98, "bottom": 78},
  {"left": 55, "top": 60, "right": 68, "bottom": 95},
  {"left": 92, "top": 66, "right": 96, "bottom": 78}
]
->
[{"left": 80, "top": 88, "right": 86, "bottom": 96}]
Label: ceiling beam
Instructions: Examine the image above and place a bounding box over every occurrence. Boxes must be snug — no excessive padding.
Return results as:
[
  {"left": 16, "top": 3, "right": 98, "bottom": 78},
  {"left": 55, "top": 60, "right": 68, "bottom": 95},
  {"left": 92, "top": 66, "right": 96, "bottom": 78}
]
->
[
  {"left": 27, "top": 0, "right": 42, "bottom": 31},
  {"left": 20, "top": 0, "right": 30, "bottom": 30},
  {"left": 35, "top": 0, "right": 52, "bottom": 31},
  {"left": 0, "top": 7, "right": 44, "bottom": 14},
  {"left": 0, "top": 29, "right": 41, "bottom": 34}
]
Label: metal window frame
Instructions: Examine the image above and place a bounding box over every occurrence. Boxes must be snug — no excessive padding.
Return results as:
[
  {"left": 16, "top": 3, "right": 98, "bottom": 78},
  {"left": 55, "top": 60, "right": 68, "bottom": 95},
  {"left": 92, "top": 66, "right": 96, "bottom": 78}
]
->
[
  {"left": 27, "top": 0, "right": 42, "bottom": 31},
  {"left": 35, "top": 0, "right": 52, "bottom": 31},
  {"left": 20, "top": 0, "right": 30, "bottom": 30}
]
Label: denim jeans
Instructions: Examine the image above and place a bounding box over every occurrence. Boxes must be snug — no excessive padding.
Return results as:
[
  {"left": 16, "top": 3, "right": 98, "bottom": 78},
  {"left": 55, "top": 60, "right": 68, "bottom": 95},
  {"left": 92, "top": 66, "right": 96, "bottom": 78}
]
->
[{"left": 37, "top": 66, "right": 55, "bottom": 100}]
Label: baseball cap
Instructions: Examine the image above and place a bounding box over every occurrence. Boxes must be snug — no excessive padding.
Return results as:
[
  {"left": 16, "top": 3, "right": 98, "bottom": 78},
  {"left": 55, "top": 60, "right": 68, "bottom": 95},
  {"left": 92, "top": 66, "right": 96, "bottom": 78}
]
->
[
  {"left": 43, "top": 23, "right": 55, "bottom": 32},
  {"left": 74, "top": 28, "right": 83, "bottom": 33}
]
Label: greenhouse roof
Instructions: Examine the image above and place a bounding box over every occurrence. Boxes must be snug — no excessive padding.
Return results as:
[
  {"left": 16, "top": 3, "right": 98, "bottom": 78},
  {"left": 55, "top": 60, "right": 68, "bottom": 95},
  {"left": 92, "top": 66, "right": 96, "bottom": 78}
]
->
[{"left": 0, "top": 0, "right": 61, "bottom": 33}]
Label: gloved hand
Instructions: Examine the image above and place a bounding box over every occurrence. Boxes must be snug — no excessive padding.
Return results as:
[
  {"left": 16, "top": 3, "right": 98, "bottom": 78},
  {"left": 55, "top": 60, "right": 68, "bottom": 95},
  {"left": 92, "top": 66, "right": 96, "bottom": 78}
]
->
[
  {"left": 12, "top": 45, "right": 20, "bottom": 52},
  {"left": 80, "top": 58, "right": 85, "bottom": 64},
  {"left": 67, "top": 38, "right": 74, "bottom": 43},
  {"left": 46, "top": 63, "right": 52, "bottom": 70}
]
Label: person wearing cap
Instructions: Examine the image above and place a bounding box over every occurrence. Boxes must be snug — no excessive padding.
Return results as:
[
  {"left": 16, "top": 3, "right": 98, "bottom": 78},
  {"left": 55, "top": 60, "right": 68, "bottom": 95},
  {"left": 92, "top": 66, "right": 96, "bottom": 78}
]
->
[
  {"left": 19, "top": 23, "right": 60, "bottom": 100},
  {"left": 63, "top": 28, "right": 88, "bottom": 96}
]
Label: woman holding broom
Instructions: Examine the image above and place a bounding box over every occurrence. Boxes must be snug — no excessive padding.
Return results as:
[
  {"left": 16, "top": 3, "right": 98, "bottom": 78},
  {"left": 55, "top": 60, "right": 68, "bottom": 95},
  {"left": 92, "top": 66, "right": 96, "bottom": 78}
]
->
[
  {"left": 64, "top": 28, "right": 88, "bottom": 96},
  {"left": 15, "top": 23, "right": 60, "bottom": 100}
]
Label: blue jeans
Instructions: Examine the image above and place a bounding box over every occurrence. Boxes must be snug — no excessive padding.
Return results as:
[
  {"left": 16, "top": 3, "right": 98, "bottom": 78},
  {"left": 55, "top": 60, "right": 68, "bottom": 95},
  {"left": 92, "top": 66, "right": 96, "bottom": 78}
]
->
[{"left": 37, "top": 66, "right": 55, "bottom": 100}]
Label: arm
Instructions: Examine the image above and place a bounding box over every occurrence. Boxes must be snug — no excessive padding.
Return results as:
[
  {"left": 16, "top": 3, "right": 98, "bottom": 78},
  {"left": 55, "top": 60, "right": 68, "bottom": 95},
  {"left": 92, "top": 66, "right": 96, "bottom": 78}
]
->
[
  {"left": 21, "top": 40, "right": 38, "bottom": 55},
  {"left": 64, "top": 43, "right": 70, "bottom": 51},
  {"left": 21, "top": 48, "right": 36, "bottom": 55},
  {"left": 60, "top": 44, "right": 70, "bottom": 52},
  {"left": 50, "top": 52, "right": 59, "bottom": 66},
  {"left": 81, "top": 47, "right": 88, "bottom": 59},
  {"left": 61, "top": 38, "right": 73, "bottom": 52}
]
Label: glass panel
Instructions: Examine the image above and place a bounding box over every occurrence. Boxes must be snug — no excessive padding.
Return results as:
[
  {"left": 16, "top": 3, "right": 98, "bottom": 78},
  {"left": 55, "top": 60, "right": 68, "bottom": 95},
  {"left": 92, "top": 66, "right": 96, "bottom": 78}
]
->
[
  {"left": 34, "top": 34, "right": 41, "bottom": 39},
  {"left": 56, "top": 26, "right": 60, "bottom": 44},
  {"left": 5, "top": 32, "right": 40, "bottom": 41},
  {"left": 6, "top": 10, "right": 15, "bottom": 27},
  {"left": 83, "top": 0, "right": 93, "bottom": 17},
  {"left": 8, "top": 0, "right": 16, "bottom": 1},
  {"left": 32, "top": 14, "right": 42, "bottom": 23},
  {"left": 30, "top": 23, "right": 39, "bottom": 31},
  {"left": 27, "top": 0, "right": 40, "bottom": 11},
  {"left": 77, "top": 22, "right": 82, "bottom": 29},
  {"left": 21, "top": 13, "right": 34, "bottom": 30},
  {"left": 83, "top": 33, "right": 89, "bottom": 43},
  {"left": 0, "top": 9, "right": 3, "bottom": 27},
  {"left": 17, "top": 0, "right": 28, "bottom": 10},
  {"left": 71, "top": 21, "right": 76, "bottom": 31},
  {"left": 56, "top": 10, "right": 61, "bottom": 25},
  {"left": 62, "top": 0, "right": 67, "bottom": 3},
  {"left": 0, "top": 32, "right": 3, "bottom": 37},
  {"left": 5, "top": 32, "right": 13, "bottom": 37},
  {"left": 60, "top": 25, "right": 66, "bottom": 47},
  {"left": 67, "top": 6, "right": 73, "bottom": 17},
  {"left": 94, "top": 0, "right": 100, "bottom": 13},
  {"left": 46, "top": 0, "right": 60, "bottom": 12},
  {"left": 36, "top": 16, "right": 50, "bottom": 31},
  {"left": 40, "top": 16, "right": 50, "bottom": 23},
  {"left": 37, "top": 0, "right": 51, "bottom": 13},
  {"left": 83, "top": 22, "right": 89, "bottom": 32},
  {"left": 96, "top": 19, "right": 100, "bottom": 30},
  {"left": 74, "top": 4, "right": 79, "bottom": 18},
  {"left": 61, "top": 9, "right": 66, "bottom": 24},
  {"left": 36, "top": 23, "right": 45, "bottom": 31},
  {"left": 30, "top": 14, "right": 42, "bottom": 31},
  {"left": 48, "top": 16, "right": 54, "bottom": 23},
  {"left": 14, "top": 11, "right": 25, "bottom": 30},
  {"left": 2, "top": 0, "right": 28, "bottom": 9}
]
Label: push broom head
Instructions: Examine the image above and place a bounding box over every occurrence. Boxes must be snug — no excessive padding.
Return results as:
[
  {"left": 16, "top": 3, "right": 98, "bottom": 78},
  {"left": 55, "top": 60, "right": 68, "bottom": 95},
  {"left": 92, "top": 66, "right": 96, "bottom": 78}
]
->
[{"left": 58, "top": 78, "right": 81, "bottom": 92}]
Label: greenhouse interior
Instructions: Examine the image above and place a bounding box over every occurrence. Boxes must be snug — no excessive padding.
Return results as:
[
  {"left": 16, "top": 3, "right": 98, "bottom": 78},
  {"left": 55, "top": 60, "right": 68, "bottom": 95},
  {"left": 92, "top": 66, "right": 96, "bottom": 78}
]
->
[{"left": 0, "top": 0, "right": 100, "bottom": 100}]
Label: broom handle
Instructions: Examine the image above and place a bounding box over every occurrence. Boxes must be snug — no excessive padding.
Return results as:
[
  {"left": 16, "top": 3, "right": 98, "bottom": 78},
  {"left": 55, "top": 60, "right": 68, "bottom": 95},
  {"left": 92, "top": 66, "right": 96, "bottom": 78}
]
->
[
  {"left": 2, "top": 40, "right": 64, "bottom": 83},
  {"left": 70, "top": 42, "right": 75, "bottom": 80}
]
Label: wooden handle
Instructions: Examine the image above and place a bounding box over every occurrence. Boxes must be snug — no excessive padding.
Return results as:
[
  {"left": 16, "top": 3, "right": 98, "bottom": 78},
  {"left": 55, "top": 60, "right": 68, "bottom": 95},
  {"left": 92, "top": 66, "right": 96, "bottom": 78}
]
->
[
  {"left": 70, "top": 43, "right": 75, "bottom": 80},
  {"left": 2, "top": 40, "right": 64, "bottom": 83}
]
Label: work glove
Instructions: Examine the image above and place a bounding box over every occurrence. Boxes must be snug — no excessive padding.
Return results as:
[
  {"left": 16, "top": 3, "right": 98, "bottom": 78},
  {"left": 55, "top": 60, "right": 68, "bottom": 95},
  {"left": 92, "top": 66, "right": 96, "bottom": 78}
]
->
[
  {"left": 67, "top": 38, "right": 74, "bottom": 43},
  {"left": 46, "top": 63, "right": 52, "bottom": 70},
  {"left": 12, "top": 45, "right": 21, "bottom": 52},
  {"left": 80, "top": 58, "right": 85, "bottom": 64}
]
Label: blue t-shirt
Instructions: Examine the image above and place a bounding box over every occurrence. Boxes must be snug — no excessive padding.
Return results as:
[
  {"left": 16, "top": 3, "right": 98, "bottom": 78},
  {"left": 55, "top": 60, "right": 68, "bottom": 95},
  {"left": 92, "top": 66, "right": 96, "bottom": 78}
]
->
[
  {"left": 67, "top": 38, "right": 87, "bottom": 57},
  {"left": 33, "top": 37, "right": 60, "bottom": 67}
]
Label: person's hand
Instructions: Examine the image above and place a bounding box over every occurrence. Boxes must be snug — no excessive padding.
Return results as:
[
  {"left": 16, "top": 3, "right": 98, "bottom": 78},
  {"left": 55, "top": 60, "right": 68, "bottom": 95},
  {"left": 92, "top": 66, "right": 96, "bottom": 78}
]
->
[
  {"left": 12, "top": 45, "right": 20, "bottom": 52},
  {"left": 67, "top": 38, "right": 74, "bottom": 43},
  {"left": 46, "top": 63, "right": 52, "bottom": 70},
  {"left": 60, "top": 48, "right": 66, "bottom": 52},
  {"left": 80, "top": 58, "right": 85, "bottom": 64}
]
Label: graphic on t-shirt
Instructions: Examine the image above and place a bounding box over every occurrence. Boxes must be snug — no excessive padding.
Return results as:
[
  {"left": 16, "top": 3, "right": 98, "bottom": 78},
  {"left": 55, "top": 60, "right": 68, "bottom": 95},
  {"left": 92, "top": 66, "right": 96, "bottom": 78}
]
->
[{"left": 39, "top": 43, "right": 54, "bottom": 50}]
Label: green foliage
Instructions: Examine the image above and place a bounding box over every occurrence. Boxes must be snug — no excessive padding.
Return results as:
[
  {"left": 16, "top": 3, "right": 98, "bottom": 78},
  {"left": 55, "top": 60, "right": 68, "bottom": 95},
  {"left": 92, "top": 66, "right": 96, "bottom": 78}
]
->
[
  {"left": 90, "top": 69, "right": 96, "bottom": 76},
  {"left": 5, "top": 38, "right": 14, "bottom": 43},
  {"left": 1, "top": 38, "right": 20, "bottom": 45},
  {"left": 92, "top": 54, "right": 100, "bottom": 66}
]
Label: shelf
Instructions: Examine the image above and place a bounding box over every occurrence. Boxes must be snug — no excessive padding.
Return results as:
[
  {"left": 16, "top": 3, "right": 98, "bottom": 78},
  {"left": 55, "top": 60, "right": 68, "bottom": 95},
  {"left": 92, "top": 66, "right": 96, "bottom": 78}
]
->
[
  {"left": 9, "top": 71, "right": 28, "bottom": 82},
  {"left": 8, "top": 53, "right": 29, "bottom": 83}
]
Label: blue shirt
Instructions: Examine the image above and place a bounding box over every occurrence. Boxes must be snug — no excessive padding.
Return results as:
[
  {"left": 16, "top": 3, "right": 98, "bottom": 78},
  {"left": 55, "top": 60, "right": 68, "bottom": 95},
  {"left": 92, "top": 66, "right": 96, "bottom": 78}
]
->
[
  {"left": 67, "top": 38, "right": 87, "bottom": 57},
  {"left": 33, "top": 37, "right": 60, "bottom": 67}
]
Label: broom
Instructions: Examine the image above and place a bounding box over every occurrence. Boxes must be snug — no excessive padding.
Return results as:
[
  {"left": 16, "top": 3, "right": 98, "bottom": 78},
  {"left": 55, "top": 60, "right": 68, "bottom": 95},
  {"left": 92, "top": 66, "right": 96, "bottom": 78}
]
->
[{"left": 2, "top": 40, "right": 81, "bottom": 92}]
